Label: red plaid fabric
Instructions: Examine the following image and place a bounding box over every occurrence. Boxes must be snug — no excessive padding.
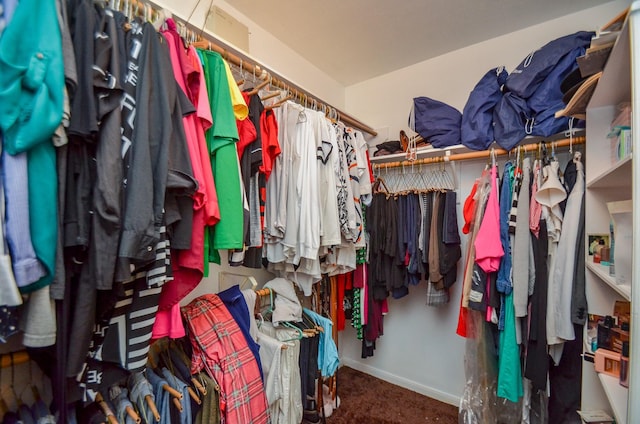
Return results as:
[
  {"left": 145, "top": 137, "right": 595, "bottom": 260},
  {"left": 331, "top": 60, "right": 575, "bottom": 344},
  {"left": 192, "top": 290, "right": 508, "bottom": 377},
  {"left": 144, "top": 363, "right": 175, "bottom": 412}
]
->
[{"left": 182, "top": 294, "right": 270, "bottom": 424}]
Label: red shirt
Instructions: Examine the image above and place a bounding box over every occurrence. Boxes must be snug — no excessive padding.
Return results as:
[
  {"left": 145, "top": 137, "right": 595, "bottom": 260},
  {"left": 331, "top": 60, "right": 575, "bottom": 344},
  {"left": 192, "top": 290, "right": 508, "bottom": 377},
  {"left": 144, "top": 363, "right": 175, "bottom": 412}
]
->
[{"left": 259, "top": 109, "right": 280, "bottom": 180}]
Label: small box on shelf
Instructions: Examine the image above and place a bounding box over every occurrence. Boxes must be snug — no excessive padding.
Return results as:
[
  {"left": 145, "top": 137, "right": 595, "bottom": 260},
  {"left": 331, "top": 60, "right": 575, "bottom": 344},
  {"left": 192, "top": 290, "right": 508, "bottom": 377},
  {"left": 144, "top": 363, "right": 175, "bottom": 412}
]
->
[
  {"left": 595, "top": 348, "right": 622, "bottom": 378},
  {"left": 608, "top": 126, "right": 632, "bottom": 164},
  {"left": 578, "top": 409, "right": 615, "bottom": 423}
]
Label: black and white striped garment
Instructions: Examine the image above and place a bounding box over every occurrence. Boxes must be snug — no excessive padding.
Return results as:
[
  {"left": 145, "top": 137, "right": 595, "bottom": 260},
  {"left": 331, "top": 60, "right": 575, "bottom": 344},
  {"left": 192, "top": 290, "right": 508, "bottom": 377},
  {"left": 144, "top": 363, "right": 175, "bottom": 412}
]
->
[
  {"left": 508, "top": 169, "right": 523, "bottom": 234},
  {"left": 82, "top": 222, "right": 171, "bottom": 398},
  {"left": 101, "top": 224, "right": 170, "bottom": 371}
]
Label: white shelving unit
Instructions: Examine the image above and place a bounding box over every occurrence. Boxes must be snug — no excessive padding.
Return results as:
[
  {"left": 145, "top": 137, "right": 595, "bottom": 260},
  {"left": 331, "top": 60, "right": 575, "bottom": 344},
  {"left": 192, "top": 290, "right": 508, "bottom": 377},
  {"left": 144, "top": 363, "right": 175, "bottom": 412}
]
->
[
  {"left": 586, "top": 259, "right": 632, "bottom": 301},
  {"left": 582, "top": 4, "right": 640, "bottom": 423},
  {"left": 598, "top": 373, "right": 629, "bottom": 424}
]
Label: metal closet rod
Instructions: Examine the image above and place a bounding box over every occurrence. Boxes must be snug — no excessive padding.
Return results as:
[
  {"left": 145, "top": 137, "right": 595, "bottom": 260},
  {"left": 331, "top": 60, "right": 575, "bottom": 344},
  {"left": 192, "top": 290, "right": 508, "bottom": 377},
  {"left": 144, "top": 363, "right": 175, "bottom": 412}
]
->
[
  {"left": 373, "top": 136, "right": 586, "bottom": 170},
  {"left": 117, "top": 0, "right": 378, "bottom": 136}
]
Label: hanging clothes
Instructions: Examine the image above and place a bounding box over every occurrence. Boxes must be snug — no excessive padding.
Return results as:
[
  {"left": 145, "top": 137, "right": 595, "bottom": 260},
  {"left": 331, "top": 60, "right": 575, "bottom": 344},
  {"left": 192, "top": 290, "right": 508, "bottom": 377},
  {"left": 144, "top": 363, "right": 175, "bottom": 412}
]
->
[
  {"left": 259, "top": 321, "right": 303, "bottom": 424},
  {"left": 547, "top": 155, "right": 585, "bottom": 362},
  {"left": 496, "top": 161, "right": 514, "bottom": 330},
  {"left": 182, "top": 294, "right": 269, "bottom": 424},
  {"left": 497, "top": 291, "right": 524, "bottom": 402},
  {"left": 470, "top": 162, "right": 503, "bottom": 315},
  {"left": 525, "top": 218, "right": 549, "bottom": 391},
  {"left": 264, "top": 102, "right": 322, "bottom": 294},
  {"left": 199, "top": 49, "right": 245, "bottom": 260},
  {"left": 218, "top": 284, "right": 264, "bottom": 380},
  {"left": 0, "top": 0, "right": 63, "bottom": 294},
  {"left": 155, "top": 22, "right": 221, "bottom": 338}
]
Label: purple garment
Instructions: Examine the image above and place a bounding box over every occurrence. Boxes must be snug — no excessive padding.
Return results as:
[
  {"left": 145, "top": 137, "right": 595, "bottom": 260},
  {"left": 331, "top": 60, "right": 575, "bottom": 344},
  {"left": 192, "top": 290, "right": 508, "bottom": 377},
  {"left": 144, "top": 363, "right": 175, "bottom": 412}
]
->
[{"left": 2, "top": 150, "right": 46, "bottom": 286}]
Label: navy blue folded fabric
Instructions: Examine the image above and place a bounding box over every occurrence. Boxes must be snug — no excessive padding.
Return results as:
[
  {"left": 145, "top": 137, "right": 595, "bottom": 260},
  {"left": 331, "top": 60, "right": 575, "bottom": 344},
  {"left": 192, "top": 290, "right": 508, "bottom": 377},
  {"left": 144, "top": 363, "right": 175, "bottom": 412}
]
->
[
  {"left": 493, "top": 92, "right": 531, "bottom": 150},
  {"left": 528, "top": 46, "right": 586, "bottom": 138},
  {"left": 410, "top": 97, "right": 462, "bottom": 148},
  {"left": 505, "top": 31, "right": 594, "bottom": 99},
  {"left": 461, "top": 67, "right": 508, "bottom": 150}
]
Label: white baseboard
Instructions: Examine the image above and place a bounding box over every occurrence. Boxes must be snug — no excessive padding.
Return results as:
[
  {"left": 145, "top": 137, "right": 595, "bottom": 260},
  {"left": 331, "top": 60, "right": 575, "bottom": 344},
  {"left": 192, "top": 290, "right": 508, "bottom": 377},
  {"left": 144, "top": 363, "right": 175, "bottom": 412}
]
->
[{"left": 340, "top": 358, "right": 461, "bottom": 407}]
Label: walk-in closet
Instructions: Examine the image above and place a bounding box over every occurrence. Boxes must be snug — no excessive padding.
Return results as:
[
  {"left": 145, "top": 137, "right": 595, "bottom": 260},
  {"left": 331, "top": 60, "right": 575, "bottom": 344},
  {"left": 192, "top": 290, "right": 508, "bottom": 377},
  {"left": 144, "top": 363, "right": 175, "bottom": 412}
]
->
[{"left": 0, "top": 0, "right": 637, "bottom": 422}]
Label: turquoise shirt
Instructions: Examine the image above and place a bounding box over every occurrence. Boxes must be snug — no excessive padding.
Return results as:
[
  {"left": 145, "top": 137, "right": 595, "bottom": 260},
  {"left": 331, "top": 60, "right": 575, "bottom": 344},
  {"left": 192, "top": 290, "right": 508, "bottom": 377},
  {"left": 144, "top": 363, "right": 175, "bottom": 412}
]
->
[{"left": 0, "top": 0, "right": 64, "bottom": 292}]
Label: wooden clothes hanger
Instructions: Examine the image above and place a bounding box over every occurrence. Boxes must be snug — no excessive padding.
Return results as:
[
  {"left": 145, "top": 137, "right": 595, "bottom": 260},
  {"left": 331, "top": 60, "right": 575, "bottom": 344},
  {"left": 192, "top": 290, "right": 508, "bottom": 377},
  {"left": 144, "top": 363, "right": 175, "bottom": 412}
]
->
[
  {"left": 265, "top": 93, "right": 294, "bottom": 111},
  {"left": 248, "top": 78, "right": 270, "bottom": 96},
  {"left": 95, "top": 393, "right": 118, "bottom": 424},
  {"left": 160, "top": 347, "right": 201, "bottom": 406},
  {"left": 261, "top": 90, "right": 281, "bottom": 101},
  {"left": 372, "top": 175, "right": 390, "bottom": 195}
]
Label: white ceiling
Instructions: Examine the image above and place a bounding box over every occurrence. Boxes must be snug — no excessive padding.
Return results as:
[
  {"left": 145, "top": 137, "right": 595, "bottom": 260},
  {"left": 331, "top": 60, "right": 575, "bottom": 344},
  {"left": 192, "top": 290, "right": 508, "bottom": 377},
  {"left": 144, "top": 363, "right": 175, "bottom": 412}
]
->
[{"left": 225, "top": 0, "right": 611, "bottom": 86}]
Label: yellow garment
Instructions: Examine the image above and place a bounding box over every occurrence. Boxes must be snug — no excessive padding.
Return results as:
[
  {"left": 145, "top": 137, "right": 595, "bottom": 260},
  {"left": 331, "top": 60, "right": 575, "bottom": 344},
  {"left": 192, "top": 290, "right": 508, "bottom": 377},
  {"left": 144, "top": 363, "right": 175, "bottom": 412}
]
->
[{"left": 223, "top": 59, "right": 248, "bottom": 120}]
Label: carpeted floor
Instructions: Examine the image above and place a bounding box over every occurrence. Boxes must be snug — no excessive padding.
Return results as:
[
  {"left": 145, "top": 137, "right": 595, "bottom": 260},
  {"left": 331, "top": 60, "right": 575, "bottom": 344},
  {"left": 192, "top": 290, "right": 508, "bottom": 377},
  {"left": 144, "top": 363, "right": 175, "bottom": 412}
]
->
[{"left": 325, "top": 366, "right": 459, "bottom": 423}]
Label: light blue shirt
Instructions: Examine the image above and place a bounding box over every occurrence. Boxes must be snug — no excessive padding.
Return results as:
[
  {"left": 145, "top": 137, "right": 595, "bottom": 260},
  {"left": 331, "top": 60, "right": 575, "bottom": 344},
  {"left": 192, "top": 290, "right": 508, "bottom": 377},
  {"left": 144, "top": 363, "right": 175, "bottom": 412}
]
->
[{"left": 304, "top": 308, "right": 339, "bottom": 377}]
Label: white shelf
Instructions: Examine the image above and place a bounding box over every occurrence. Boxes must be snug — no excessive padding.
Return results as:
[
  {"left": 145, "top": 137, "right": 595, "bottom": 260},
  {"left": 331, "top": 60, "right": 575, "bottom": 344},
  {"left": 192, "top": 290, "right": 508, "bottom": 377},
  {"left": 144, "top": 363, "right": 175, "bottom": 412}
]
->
[
  {"left": 586, "top": 155, "right": 632, "bottom": 189},
  {"left": 586, "top": 259, "right": 632, "bottom": 301},
  {"left": 589, "top": 18, "right": 631, "bottom": 108},
  {"left": 369, "top": 143, "right": 470, "bottom": 163},
  {"left": 598, "top": 373, "right": 628, "bottom": 424}
]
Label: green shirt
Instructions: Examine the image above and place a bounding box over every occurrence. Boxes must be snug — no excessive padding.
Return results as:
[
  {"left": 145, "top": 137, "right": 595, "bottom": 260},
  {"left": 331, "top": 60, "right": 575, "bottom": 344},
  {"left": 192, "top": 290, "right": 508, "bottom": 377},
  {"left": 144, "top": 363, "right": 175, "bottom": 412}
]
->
[{"left": 199, "top": 50, "right": 244, "bottom": 254}]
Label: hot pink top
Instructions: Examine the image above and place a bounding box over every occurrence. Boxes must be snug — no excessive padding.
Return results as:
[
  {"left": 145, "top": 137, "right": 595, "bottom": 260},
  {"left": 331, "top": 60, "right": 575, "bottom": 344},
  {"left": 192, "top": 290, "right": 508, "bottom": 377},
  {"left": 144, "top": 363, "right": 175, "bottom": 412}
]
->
[{"left": 474, "top": 165, "right": 504, "bottom": 273}]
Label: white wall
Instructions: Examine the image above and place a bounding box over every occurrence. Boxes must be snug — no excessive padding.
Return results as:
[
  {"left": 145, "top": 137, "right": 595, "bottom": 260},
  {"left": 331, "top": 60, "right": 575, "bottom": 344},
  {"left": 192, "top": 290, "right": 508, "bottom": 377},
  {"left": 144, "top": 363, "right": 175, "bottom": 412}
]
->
[
  {"left": 155, "top": 0, "right": 345, "bottom": 109},
  {"left": 341, "top": 0, "right": 632, "bottom": 406}
]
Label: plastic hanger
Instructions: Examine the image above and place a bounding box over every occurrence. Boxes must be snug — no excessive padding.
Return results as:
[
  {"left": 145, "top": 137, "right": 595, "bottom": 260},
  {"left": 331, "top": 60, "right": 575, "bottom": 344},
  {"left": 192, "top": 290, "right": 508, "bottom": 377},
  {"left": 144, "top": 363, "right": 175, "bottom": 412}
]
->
[
  {"left": 255, "top": 287, "right": 275, "bottom": 322},
  {"left": 281, "top": 321, "right": 304, "bottom": 342},
  {"left": 240, "top": 276, "right": 258, "bottom": 290}
]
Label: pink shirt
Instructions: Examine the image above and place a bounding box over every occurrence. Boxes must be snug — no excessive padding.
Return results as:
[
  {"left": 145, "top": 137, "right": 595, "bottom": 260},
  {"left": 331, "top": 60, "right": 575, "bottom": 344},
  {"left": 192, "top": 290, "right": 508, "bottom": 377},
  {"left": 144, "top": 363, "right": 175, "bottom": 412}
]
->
[
  {"left": 474, "top": 165, "right": 504, "bottom": 273},
  {"left": 154, "top": 24, "right": 219, "bottom": 334},
  {"left": 529, "top": 161, "right": 542, "bottom": 237}
]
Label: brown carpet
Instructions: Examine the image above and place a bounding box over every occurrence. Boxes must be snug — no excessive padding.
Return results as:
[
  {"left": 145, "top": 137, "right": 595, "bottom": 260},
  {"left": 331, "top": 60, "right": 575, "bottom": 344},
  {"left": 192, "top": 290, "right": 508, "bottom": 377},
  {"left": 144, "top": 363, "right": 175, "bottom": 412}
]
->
[{"left": 325, "top": 366, "right": 459, "bottom": 424}]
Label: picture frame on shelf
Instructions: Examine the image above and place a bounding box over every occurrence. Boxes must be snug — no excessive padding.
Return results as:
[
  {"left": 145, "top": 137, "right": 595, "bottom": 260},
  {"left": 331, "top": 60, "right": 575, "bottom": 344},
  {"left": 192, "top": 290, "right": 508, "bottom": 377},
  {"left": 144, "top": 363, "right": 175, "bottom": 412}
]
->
[{"left": 588, "top": 233, "right": 610, "bottom": 256}]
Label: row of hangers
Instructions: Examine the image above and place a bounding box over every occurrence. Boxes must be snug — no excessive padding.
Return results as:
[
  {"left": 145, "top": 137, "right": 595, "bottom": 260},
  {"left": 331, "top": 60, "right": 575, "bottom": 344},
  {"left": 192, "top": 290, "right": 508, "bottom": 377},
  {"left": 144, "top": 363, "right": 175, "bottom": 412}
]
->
[
  {"left": 224, "top": 59, "right": 344, "bottom": 119},
  {"left": 101, "top": 0, "right": 354, "bottom": 125},
  {"left": 0, "top": 355, "right": 48, "bottom": 419},
  {"left": 104, "top": 0, "right": 347, "bottom": 120},
  {"left": 93, "top": 337, "right": 216, "bottom": 423},
  {"left": 373, "top": 161, "right": 457, "bottom": 197},
  {"left": 488, "top": 139, "right": 583, "bottom": 184}
]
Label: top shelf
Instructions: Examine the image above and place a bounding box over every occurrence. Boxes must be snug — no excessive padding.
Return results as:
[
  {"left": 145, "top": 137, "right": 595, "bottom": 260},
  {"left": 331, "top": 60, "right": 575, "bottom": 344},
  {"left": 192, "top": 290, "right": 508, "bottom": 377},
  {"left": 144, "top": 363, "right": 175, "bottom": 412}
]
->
[
  {"left": 369, "top": 143, "right": 470, "bottom": 164},
  {"left": 589, "top": 16, "right": 631, "bottom": 108},
  {"left": 369, "top": 131, "right": 585, "bottom": 164}
]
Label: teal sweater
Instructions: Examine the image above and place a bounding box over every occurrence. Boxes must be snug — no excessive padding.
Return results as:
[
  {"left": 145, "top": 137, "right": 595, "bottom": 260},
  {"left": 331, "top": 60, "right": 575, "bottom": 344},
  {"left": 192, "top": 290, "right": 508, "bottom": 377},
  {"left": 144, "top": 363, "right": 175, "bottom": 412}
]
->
[{"left": 0, "top": 0, "right": 64, "bottom": 292}]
